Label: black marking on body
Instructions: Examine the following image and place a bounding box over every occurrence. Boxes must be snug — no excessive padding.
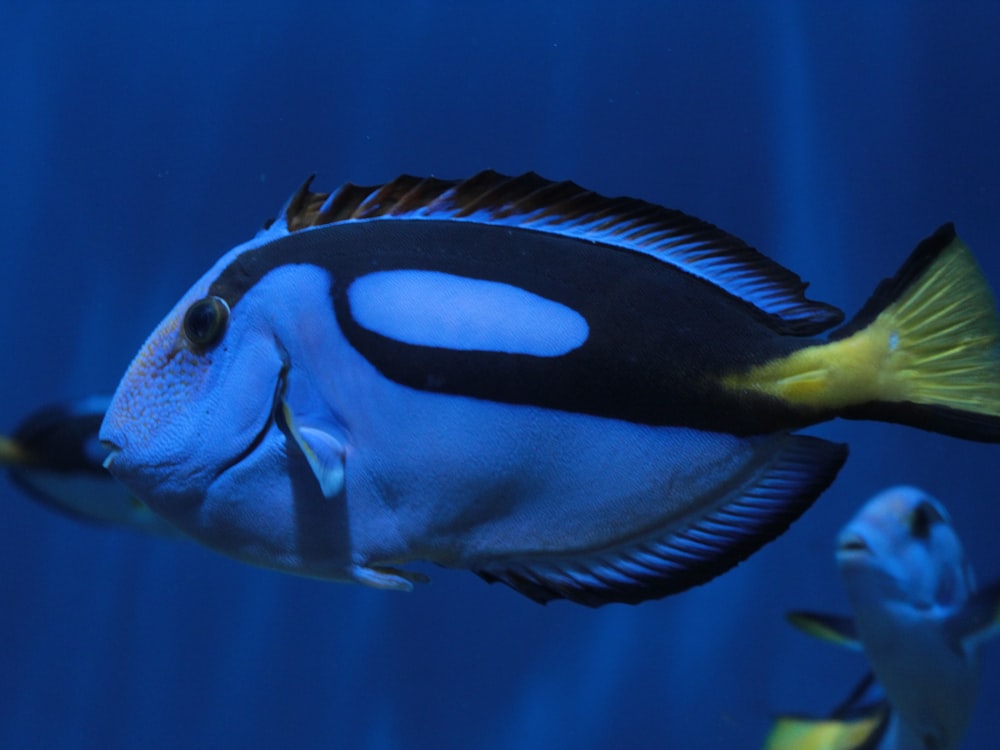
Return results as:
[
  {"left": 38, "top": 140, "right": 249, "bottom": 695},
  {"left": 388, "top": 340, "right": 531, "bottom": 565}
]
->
[
  {"left": 273, "top": 170, "right": 845, "bottom": 334},
  {"left": 11, "top": 407, "right": 105, "bottom": 474},
  {"left": 209, "top": 219, "right": 816, "bottom": 433}
]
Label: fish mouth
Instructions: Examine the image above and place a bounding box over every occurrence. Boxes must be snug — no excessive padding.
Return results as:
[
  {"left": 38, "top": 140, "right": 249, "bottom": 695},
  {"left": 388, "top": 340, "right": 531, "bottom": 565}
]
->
[{"left": 835, "top": 531, "right": 870, "bottom": 560}]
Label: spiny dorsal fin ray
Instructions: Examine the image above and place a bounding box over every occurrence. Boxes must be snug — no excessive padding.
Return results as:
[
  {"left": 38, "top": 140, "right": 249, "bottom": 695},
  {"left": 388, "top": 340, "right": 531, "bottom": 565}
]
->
[{"left": 276, "top": 170, "right": 844, "bottom": 335}]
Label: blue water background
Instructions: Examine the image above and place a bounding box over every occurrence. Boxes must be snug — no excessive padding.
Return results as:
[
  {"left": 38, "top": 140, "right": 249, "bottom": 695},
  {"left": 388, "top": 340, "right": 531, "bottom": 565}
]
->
[{"left": 2, "top": 3, "right": 999, "bottom": 748}]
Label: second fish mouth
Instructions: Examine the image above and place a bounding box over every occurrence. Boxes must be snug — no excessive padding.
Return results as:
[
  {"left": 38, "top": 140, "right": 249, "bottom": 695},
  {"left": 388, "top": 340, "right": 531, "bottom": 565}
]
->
[{"left": 836, "top": 532, "right": 870, "bottom": 557}]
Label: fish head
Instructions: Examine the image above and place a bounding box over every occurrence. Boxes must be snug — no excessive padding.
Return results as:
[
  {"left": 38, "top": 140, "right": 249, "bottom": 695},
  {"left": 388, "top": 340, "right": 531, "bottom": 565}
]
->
[
  {"left": 99, "top": 239, "right": 305, "bottom": 556},
  {"left": 835, "top": 485, "right": 973, "bottom": 612}
]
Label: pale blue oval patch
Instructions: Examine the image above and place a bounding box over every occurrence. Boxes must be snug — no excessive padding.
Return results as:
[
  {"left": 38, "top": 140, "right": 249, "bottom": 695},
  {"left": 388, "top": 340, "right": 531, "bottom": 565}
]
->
[{"left": 347, "top": 270, "right": 589, "bottom": 356}]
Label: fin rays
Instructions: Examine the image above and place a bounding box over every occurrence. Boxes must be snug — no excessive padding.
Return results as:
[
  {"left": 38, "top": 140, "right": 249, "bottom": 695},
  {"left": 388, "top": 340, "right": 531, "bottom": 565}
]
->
[
  {"left": 476, "top": 434, "right": 847, "bottom": 607},
  {"left": 721, "top": 225, "right": 1000, "bottom": 441},
  {"left": 276, "top": 170, "right": 844, "bottom": 334}
]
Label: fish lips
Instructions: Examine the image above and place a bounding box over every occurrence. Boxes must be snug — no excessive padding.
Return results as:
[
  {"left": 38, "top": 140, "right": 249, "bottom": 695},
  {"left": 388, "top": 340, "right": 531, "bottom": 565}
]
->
[
  {"left": 97, "top": 429, "right": 202, "bottom": 514},
  {"left": 835, "top": 528, "right": 873, "bottom": 566},
  {"left": 98, "top": 363, "right": 286, "bottom": 514}
]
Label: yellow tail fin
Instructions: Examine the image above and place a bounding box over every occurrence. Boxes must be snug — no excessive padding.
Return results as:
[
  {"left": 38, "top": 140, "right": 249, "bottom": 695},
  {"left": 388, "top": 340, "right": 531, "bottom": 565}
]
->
[
  {"left": 864, "top": 230, "right": 1000, "bottom": 409},
  {"left": 762, "top": 713, "right": 886, "bottom": 750},
  {"left": 725, "top": 225, "right": 1000, "bottom": 441}
]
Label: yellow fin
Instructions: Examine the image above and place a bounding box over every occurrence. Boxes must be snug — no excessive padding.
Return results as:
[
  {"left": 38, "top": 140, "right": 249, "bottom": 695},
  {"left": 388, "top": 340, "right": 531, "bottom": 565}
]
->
[
  {"left": 786, "top": 611, "right": 862, "bottom": 650},
  {"left": 762, "top": 714, "right": 884, "bottom": 750},
  {"left": 725, "top": 227, "right": 1000, "bottom": 438},
  {"left": 874, "top": 235, "right": 1000, "bottom": 409}
]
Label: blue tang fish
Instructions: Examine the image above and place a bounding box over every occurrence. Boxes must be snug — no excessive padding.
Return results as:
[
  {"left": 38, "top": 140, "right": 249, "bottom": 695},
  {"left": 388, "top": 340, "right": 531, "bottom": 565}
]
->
[
  {"left": 2, "top": 397, "right": 176, "bottom": 536},
  {"left": 770, "top": 486, "right": 1000, "bottom": 749},
  {"left": 99, "top": 171, "right": 1000, "bottom": 606}
]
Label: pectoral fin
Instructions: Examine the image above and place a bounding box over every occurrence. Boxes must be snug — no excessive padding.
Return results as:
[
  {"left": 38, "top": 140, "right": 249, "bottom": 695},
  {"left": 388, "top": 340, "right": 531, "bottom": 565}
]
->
[
  {"left": 281, "top": 401, "right": 345, "bottom": 499},
  {"left": 786, "top": 611, "right": 862, "bottom": 651},
  {"left": 951, "top": 578, "right": 1000, "bottom": 649}
]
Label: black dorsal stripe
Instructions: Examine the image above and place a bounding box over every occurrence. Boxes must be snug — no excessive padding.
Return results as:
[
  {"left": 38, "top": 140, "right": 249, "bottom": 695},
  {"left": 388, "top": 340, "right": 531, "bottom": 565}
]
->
[{"left": 208, "top": 218, "right": 813, "bottom": 432}]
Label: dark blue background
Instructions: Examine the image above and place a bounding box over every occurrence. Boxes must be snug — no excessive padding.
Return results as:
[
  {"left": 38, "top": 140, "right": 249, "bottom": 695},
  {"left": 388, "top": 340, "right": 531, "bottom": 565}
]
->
[{"left": 2, "top": 3, "right": 999, "bottom": 748}]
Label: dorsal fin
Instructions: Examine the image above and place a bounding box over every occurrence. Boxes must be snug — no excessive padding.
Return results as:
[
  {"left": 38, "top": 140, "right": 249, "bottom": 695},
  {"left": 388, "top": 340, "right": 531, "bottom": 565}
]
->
[{"left": 270, "top": 170, "right": 844, "bottom": 335}]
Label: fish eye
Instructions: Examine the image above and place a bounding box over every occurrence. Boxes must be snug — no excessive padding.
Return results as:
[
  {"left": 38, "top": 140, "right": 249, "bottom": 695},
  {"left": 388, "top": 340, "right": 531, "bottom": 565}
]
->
[
  {"left": 182, "top": 296, "right": 230, "bottom": 350},
  {"left": 909, "top": 500, "right": 944, "bottom": 539}
]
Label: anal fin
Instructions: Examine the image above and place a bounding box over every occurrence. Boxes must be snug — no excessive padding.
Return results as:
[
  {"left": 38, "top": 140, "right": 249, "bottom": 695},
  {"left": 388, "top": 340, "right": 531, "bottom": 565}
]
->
[{"left": 475, "top": 434, "right": 848, "bottom": 606}]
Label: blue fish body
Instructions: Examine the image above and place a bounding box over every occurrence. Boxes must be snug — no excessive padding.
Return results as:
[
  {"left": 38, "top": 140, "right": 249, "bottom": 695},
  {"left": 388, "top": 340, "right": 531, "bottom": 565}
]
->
[
  {"left": 772, "top": 487, "right": 1000, "bottom": 749},
  {"left": 836, "top": 488, "right": 995, "bottom": 748},
  {"left": 100, "top": 172, "right": 1000, "bottom": 605}
]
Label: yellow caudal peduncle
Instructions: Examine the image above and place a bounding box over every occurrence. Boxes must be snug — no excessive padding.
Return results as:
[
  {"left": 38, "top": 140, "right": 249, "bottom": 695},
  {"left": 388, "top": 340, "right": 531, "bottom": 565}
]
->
[
  {"left": 723, "top": 237, "right": 1000, "bottom": 417},
  {"left": 722, "top": 319, "right": 899, "bottom": 411}
]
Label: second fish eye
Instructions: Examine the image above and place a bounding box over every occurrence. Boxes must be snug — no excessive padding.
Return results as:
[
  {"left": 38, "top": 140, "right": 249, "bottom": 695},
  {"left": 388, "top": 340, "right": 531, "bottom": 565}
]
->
[
  {"left": 183, "top": 296, "right": 230, "bottom": 350},
  {"left": 909, "top": 500, "right": 944, "bottom": 540}
]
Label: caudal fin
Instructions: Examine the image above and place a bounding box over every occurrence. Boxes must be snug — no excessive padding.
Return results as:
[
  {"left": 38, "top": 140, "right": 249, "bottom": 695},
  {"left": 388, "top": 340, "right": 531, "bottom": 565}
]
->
[
  {"left": 727, "top": 225, "right": 1000, "bottom": 440},
  {"left": 837, "top": 224, "right": 1000, "bottom": 441},
  {"left": 762, "top": 672, "right": 890, "bottom": 750}
]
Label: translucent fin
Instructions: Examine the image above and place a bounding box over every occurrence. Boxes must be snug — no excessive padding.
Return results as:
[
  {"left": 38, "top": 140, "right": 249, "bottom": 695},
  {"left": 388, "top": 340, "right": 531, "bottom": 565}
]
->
[
  {"left": 786, "top": 611, "right": 863, "bottom": 650},
  {"left": 271, "top": 171, "right": 844, "bottom": 334},
  {"left": 281, "top": 401, "right": 345, "bottom": 499},
  {"left": 474, "top": 434, "right": 847, "bottom": 607},
  {"left": 951, "top": 578, "right": 1000, "bottom": 649},
  {"left": 298, "top": 426, "right": 345, "bottom": 499}
]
